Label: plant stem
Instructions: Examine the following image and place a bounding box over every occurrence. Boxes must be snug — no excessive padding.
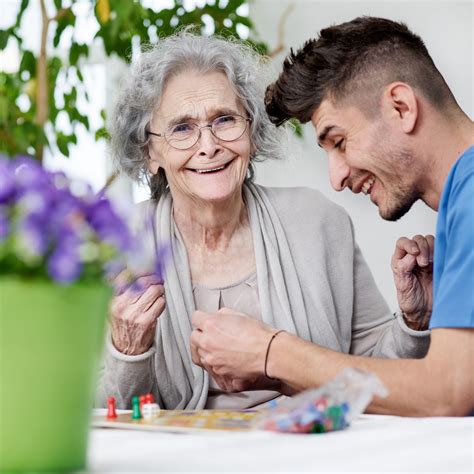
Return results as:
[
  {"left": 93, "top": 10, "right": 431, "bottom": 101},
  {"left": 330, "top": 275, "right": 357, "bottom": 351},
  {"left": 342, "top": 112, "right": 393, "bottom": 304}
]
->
[{"left": 36, "top": 0, "right": 50, "bottom": 163}]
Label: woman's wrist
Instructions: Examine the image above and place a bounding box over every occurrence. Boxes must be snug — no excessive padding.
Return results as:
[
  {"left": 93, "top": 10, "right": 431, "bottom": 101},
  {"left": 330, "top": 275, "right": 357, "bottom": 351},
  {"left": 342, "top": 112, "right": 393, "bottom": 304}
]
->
[{"left": 401, "top": 309, "right": 431, "bottom": 331}]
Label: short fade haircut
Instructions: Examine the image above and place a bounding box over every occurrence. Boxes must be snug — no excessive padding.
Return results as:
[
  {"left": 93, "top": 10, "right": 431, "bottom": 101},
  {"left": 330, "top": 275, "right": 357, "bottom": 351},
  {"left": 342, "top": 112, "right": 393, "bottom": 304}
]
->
[{"left": 265, "top": 16, "right": 457, "bottom": 125}]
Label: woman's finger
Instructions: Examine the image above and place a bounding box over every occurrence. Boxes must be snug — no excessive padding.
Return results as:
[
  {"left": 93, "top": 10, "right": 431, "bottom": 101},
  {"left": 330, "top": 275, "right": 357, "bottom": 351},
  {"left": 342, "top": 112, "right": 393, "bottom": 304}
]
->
[{"left": 412, "top": 234, "right": 430, "bottom": 267}]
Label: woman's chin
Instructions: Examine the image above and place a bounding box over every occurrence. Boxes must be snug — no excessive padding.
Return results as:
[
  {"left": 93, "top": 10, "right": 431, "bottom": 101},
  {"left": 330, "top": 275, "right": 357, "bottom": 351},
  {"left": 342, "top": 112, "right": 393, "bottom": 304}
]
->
[{"left": 193, "top": 187, "right": 239, "bottom": 204}]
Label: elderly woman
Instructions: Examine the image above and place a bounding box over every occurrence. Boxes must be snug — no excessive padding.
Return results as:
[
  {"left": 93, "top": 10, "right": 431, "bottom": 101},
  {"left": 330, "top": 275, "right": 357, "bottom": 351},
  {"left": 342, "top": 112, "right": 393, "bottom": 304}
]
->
[{"left": 98, "top": 33, "right": 429, "bottom": 410}]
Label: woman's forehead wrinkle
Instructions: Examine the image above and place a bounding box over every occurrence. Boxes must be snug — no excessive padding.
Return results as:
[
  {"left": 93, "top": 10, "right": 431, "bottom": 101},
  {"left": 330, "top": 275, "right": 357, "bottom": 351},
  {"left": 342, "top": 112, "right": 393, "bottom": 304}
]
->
[{"left": 158, "top": 94, "right": 240, "bottom": 125}]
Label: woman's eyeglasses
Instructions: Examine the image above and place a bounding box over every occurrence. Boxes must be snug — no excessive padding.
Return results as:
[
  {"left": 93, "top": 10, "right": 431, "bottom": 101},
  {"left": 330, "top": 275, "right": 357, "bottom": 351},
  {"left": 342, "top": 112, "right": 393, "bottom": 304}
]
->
[{"left": 146, "top": 114, "right": 251, "bottom": 150}]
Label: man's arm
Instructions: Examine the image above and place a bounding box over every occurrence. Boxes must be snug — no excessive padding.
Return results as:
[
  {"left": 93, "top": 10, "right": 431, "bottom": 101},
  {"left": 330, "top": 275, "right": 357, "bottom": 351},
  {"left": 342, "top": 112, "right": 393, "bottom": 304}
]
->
[{"left": 266, "top": 327, "right": 473, "bottom": 416}]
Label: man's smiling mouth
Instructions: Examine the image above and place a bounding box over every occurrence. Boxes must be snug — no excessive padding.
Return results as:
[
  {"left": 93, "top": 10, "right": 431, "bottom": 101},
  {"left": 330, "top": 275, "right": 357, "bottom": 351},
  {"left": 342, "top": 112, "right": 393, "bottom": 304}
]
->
[{"left": 361, "top": 176, "right": 375, "bottom": 195}]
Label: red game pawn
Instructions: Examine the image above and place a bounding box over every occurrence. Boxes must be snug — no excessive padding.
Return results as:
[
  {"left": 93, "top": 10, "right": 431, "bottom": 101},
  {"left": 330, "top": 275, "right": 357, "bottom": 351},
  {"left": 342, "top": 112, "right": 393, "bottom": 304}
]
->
[
  {"left": 107, "top": 396, "right": 117, "bottom": 419},
  {"left": 145, "top": 393, "right": 154, "bottom": 404},
  {"left": 139, "top": 395, "right": 146, "bottom": 411}
]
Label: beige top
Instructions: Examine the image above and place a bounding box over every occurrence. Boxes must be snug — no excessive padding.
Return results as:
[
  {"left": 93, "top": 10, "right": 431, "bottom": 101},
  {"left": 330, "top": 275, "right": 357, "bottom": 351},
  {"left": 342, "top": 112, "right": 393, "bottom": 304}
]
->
[{"left": 193, "top": 272, "right": 281, "bottom": 409}]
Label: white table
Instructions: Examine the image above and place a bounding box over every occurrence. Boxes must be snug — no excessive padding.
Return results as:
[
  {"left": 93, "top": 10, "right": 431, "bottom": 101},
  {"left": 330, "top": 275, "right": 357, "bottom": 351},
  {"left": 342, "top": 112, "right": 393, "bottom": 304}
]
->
[{"left": 87, "top": 414, "right": 473, "bottom": 472}]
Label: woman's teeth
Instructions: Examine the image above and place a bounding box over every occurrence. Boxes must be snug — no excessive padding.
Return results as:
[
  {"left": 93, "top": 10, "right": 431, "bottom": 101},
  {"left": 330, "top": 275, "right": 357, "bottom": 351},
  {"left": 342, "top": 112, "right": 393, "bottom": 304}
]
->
[
  {"left": 196, "top": 164, "right": 226, "bottom": 173},
  {"left": 362, "top": 176, "right": 375, "bottom": 194}
]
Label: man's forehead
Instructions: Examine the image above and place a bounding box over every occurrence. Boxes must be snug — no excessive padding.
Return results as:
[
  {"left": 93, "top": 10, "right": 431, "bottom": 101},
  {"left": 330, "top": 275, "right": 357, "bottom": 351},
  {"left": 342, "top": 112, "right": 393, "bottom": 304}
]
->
[
  {"left": 311, "top": 99, "right": 367, "bottom": 133},
  {"left": 311, "top": 98, "right": 341, "bottom": 127}
]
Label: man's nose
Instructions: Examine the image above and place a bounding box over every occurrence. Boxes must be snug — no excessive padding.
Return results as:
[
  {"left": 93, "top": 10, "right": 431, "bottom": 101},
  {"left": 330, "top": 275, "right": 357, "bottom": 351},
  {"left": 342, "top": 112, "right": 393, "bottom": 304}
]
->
[{"left": 328, "top": 153, "right": 351, "bottom": 191}]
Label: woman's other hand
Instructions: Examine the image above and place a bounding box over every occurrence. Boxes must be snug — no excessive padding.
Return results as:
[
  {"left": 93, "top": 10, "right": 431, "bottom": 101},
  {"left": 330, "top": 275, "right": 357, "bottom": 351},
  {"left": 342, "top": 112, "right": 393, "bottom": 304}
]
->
[
  {"left": 391, "top": 234, "right": 434, "bottom": 331},
  {"left": 109, "top": 274, "right": 166, "bottom": 355}
]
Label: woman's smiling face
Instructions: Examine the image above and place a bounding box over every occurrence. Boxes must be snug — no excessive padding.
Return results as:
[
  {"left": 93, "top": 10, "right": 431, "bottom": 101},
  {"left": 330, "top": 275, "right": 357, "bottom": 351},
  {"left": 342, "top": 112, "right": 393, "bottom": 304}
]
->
[{"left": 147, "top": 70, "right": 253, "bottom": 207}]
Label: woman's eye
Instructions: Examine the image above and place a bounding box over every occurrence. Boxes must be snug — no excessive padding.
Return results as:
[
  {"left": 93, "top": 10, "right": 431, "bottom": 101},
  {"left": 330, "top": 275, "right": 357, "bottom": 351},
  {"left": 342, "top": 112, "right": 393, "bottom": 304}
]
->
[
  {"left": 171, "top": 123, "right": 193, "bottom": 135},
  {"left": 214, "top": 115, "right": 236, "bottom": 127},
  {"left": 334, "top": 139, "right": 344, "bottom": 150}
]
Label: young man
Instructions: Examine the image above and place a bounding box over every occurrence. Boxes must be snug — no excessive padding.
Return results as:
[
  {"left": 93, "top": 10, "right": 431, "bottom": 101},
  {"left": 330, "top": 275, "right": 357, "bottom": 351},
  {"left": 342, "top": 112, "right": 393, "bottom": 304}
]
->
[{"left": 190, "top": 17, "right": 473, "bottom": 416}]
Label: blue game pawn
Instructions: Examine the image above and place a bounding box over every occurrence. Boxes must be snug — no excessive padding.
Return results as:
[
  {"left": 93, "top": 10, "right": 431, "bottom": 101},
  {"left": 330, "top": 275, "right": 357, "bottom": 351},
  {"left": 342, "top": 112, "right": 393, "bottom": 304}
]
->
[{"left": 132, "top": 395, "right": 142, "bottom": 420}]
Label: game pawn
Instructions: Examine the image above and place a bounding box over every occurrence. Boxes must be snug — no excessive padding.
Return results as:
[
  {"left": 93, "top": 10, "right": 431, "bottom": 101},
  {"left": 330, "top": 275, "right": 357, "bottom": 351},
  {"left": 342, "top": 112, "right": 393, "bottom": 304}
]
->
[
  {"left": 107, "top": 396, "right": 117, "bottom": 420},
  {"left": 142, "top": 393, "right": 160, "bottom": 419},
  {"left": 131, "top": 395, "right": 142, "bottom": 420}
]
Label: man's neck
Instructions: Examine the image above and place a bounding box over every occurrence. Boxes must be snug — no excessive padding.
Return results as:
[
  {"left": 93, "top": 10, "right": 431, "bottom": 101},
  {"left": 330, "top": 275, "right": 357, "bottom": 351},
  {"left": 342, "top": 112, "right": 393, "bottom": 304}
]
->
[{"left": 418, "top": 114, "right": 474, "bottom": 211}]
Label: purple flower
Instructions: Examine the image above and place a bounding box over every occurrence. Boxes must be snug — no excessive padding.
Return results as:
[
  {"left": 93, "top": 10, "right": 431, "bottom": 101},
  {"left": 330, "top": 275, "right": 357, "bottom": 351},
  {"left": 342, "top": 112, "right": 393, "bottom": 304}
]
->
[
  {"left": 47, "top": 245, "right": 82, "bottom": 284},
  {"left": 17, "top": 188, "right": 56, "bottom": 220},
  {"left": 11, "top": 156, "right": 51, "bottom": 192},
  {"left": 48, "top": 192, "right": 86, "bottom": 240},
  {"left": 86, "top": 198, "right": 132, "bottom": 251},
  {"left": 0, "top": 160, "right": 15, "bottom": 203},
  {"left": 0, "top": 208, "right": 9, "bottom": 240},
  {"left": 18, "top": 214, "right": 49, "bottom": 256},
  {"left": 1, "top": 155, "right": 168, "bottom": 286}
]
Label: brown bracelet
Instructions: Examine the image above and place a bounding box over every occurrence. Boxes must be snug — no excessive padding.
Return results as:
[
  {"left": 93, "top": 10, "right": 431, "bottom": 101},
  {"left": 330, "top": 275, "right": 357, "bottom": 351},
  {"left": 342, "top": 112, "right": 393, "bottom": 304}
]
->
[{"left": 264, "top": 330, "right": 285, "bottom": 380}]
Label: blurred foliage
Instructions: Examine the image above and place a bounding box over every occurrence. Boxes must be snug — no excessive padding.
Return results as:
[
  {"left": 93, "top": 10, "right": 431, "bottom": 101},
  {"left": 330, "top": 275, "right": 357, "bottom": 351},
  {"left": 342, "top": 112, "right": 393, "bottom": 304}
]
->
[{"left": 0, "top": 0, "right": 268, "bottom": 161}]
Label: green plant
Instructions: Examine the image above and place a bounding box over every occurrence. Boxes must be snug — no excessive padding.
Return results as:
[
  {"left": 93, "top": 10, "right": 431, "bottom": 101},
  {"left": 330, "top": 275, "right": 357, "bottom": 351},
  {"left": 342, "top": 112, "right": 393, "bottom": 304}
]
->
[{"left": 0, "top": 0, "right": 268, "bottom": 162}]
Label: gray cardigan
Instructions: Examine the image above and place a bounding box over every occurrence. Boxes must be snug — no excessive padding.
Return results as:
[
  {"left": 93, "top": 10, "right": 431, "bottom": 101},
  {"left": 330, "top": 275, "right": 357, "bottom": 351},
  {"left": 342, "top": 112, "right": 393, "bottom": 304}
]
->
[{"left": 97, "top": 184, "right": 429, "bottom": 409}]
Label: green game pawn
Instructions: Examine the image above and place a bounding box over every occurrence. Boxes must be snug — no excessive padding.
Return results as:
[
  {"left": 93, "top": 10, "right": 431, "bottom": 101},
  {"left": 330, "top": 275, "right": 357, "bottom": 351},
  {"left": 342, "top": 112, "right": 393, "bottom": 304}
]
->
[{"left": 132, "top": 395, "right": 142, "bottom": 420}]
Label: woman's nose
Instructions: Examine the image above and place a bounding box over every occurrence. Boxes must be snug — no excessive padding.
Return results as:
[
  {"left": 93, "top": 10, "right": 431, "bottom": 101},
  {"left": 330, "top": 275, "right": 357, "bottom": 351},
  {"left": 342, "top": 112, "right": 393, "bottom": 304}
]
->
[{"left": 196, "top": 127, "right": 221, "bottom": 158}]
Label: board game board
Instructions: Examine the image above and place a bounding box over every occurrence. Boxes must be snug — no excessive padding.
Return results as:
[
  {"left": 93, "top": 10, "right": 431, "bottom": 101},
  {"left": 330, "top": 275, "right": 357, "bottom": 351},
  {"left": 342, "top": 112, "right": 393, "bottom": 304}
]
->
[{"left": 93, "top": 409, "right": 261, "bottom": 433}]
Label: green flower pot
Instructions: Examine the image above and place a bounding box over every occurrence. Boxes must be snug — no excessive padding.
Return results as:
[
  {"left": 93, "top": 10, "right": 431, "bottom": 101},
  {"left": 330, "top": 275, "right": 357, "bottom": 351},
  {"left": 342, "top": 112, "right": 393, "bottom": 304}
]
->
[{"left": 0, "top": 276, "right": 111, "bottom": 472}]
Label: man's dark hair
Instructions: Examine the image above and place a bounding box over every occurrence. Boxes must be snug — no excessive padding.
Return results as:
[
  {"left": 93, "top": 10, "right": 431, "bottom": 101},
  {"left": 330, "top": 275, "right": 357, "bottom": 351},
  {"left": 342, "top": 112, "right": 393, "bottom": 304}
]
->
[{"left": 265, "top": 16, "right": 457, "bottom": 125}]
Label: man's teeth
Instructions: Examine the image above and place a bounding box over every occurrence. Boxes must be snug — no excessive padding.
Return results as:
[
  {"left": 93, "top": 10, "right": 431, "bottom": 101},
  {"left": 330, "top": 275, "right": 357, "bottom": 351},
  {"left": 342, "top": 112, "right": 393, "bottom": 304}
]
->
[
  {"left": 196, "top": 165, "right": 226, "bottom": 173},
  {"left": 362, "top": 176, "right": 375, "bottom": 194}
]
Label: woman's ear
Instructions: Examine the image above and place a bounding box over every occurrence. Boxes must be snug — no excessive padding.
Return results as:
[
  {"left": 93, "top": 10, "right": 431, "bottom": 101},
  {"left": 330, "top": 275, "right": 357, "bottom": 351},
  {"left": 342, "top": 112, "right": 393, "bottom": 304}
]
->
[
  {"left": 382, "top": 82, "right": 418, "bottom": 134},
  {"left": 147, "top": 148, "right": 161, "bottom": 175}
]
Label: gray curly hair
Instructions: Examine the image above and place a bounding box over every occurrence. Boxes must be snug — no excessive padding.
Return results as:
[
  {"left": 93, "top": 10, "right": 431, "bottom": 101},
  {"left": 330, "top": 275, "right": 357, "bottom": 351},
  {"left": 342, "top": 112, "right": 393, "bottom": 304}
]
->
[{"left": 110, "top": 32, "right": 284, "bottom": 200}]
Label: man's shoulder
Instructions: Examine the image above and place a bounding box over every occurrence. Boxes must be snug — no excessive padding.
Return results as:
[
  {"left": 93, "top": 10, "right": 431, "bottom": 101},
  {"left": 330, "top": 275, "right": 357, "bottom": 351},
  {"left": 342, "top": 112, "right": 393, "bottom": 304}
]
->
[
  {"left": 445, "top": 146, "right": 474, "bottom": 200},
  {"left": 452, "top": 145, "right": 474, "bottom": 178}
]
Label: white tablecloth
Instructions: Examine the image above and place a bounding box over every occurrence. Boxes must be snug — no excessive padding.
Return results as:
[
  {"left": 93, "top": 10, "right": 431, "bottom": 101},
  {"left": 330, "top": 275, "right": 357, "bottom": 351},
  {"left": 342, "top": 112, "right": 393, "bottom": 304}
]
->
[{"left": 87, "top": 414, "right": 473, "bottom": 472}]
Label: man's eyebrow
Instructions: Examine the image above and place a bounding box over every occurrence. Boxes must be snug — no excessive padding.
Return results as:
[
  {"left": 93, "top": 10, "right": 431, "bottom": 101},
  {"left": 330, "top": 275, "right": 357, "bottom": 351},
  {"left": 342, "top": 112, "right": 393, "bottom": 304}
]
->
[{"left": 318, "top": 125, "right": 335, "bottom": 145}]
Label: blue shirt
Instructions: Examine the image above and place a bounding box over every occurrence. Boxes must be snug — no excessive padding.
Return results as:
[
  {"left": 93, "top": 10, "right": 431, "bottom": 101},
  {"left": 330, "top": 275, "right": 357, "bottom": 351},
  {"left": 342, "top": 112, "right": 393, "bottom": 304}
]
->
[{"left": 429, "top": 145, "right": 474, "bottom": 329}]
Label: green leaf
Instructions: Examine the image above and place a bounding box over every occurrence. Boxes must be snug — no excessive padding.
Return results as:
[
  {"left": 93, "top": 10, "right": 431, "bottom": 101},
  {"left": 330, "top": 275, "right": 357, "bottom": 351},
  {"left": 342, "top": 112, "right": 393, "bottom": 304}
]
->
[
  {"left": 95, "top": 127, "right": 110, "bottom": 141},
  {"left": 69, "top": 43, "right": 89, "bottom": 66},
  {"left": 288, "top": 118, "right": 303, "bottom": 138},
  {"left": 14, "top": 0, "right": 29, "bottom": 28},
  {"left": 56, "top": 132, "right": 70, "bottom": 157},
  {"left": 223, "top": 0, "right": 246, "bottom": 13},
  {"left": 73, "top": 111, "right": 90, "bottom": 130},
  {"left": 53, "top": 8, "right": 75, "bottom": 48},
  {"left": 0, "top": 95, "right": 8, "bottom": 122},
  {"left": 19, "top": 51, "right": 36, "bottom": 75},
  {"left": 0, "top": 29, "right": 12, "bottom": 50},
  {"left": 234, "top": 15, "right": 252, "bottom": 28}
]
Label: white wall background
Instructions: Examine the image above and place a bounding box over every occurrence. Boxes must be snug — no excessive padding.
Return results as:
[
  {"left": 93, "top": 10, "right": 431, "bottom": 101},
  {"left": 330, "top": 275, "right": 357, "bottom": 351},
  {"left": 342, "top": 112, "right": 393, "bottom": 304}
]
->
[{"left": 250, "top": 0, "right": 473, "bottom": 309}]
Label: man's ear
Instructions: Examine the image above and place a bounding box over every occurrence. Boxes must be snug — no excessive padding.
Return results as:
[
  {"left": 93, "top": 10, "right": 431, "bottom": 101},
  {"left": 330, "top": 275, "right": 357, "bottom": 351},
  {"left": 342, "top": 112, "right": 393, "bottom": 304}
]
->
[{"left": 382, "top": 82, "right": 418, "bottom": 134}]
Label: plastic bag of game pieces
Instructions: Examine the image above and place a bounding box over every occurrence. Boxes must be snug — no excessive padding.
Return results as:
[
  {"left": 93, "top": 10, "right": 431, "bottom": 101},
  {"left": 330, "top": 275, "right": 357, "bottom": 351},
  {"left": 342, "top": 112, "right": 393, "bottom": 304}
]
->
[{"left": 256, "top": 368, "right": 388, "bottom": 434}]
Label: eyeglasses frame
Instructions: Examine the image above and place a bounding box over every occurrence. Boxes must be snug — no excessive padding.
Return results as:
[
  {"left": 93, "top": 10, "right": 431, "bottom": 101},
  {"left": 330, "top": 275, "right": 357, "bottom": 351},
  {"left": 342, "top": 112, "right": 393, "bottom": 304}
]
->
[{"left": 146, "top": 114, "right": 252, "bottom": 150}]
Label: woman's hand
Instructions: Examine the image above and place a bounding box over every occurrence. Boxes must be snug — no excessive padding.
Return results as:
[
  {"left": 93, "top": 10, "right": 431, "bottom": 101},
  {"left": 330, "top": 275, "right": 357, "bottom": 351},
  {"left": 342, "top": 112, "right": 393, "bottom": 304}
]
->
[
  {"left": 391, "top": 235, "right": 434, "bottom": 331},
  {"left": 109, "top": 274, "right": 166, "bottom": 355}
]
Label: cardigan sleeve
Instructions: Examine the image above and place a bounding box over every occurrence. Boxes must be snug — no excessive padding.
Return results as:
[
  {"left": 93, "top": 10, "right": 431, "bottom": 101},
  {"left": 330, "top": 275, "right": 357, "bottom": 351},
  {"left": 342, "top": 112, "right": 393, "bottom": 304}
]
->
[{"left": 95, "top": 331, "right": 160, "bottom": 409}]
